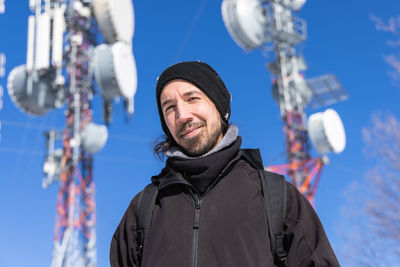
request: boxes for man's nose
[176,102,192,124]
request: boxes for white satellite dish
[93,41,137,102]
[81,122,108,154]
[222,0,267,51]
[287,0,307,11]
[7,65,59,115]
[307,109,346,154]
[92,0,134,43]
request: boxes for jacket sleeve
[285,182,340,267]
[110,193,141,267]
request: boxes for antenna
[0,0,4,14]
[7,0,137,266]
[222,0,348,203]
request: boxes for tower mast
[7,0,137,266]
[265,2,321,201]
[222,0,347,203]
[51,4,97,265]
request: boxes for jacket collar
[151,167,191,190]
[239,148,264,170]
[152,147,265,191]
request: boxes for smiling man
[110,61,340,267]
[160,79,224,156]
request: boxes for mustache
[177,121,206,136]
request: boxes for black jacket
[110,149,340,267]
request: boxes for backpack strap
[136,183,158,265]
[258,170,288,267]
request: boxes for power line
[2,119,150,143]
[0,146,154,165]
[173,0,208,62]
[2,119,63,131]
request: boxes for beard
[177,120,222,157]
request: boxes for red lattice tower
[267,111,323,204]
[51,21,97,266]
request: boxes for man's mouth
[180,126,202,138]
[178,122,205,138]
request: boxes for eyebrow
[160,90,202,109]
[182,90,201,98]
[161,99,173,109]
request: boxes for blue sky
[0,0,399,266]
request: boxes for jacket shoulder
[285,182,340,266]
[110,190,144,267]
[239,148,264,170]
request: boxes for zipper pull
[193,196,201,229]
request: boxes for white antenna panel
[81,122,108,154]
[7,65,58,115]
[221,0,267,51]
[29,0,36,11]
[93,42,137,101]
[0,0,4,14]
[35,12,51,71]
[52,6,65,67]
[126,97,134,115]
[296,56,307,71]
[307,109,346,154]
[112,42,137,99]
[0,85,3,110]
[306,74,348,109]
[287,0,307,11]
[92,0,134,43]
[0,53,5,77]
[26,15,35,72]
[293,73,312,105]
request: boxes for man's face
[160,79,224,156]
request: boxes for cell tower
[222,0,348,203]
[7,0,137,266]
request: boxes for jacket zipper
[188,154,241,267]
[157,156,240,267]
[202,153,242,198]
[191,192,201,267]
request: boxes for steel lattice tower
[7,0,136,265]
[264,8,324,201]
[222,0,347,203]
[52,11,96,266]
[51,4,97,266]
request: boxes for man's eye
[165,105,175,112]
[188,97,199,102]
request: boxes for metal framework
[49,2,97,266]
[7,0,135,265]
[306,74,348,109]
[222,0,347,202]
[263,1,323,203]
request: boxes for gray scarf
[165,125,241,194]
[164,125,239,159]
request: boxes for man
[110,61,340,267]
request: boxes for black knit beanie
[156,61,231,137]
